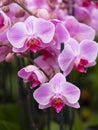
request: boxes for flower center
[95,2,98,8]
[28,73,40,88]
[50,97,65,113]
[26,38,41,52]
[48,0,58,8]
[82,0,91,7]
[0,13,4,28]
[75,58,88,73]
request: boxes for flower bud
[37,9,50,19]
[1,0,12,6]
[5,52,14,62]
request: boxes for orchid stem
[68,0,75,15]
[59,110,64,130]
[69,109,75,130]
[13,0,33,15]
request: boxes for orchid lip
[26,38,41,52]
[75,58,88,73]
[0,13,4,28]
[82,0,91,7]
[50,97,65,113]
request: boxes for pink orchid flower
[90,8,98,36]
[58,38,98,76]
[0,10,11,33]
[0,11,11,44]
[7,16,55,52]
[74,5,91,24]
[33,73,80,113]
[34,47,60,77]
[51,19,70,49]
[64,16,95,42]
[18,65,47,88]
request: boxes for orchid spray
[0,0,98,130]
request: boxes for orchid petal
[34,18,55,43]
[18,65,38,80]
[74,6,90,23]
[34,70,46,83]
[65,16,79,37]
[65,100,80,108]
[50,73,66,92]
[25,16,37,34]
[33,83,54,105]
[18,68,31,82]
[39,104,50,109]
[76,23,95,41]
[65,38,79,55]
[62,82,80,104]
[58,45,75,76]
[80,40,98,62]
[86,61,96,67]
[56,23,70,43]
[12,44,28,53]
[7,22,27,48]
[24,65,38,72]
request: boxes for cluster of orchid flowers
[0,0,98,113]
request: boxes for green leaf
[73,112,84,130]
[0,104,21,130]
[0,104,20,123]
[0,120,20,130]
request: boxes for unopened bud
[37,9,50,20]
[1,0,12,6]
[5,52,14,62]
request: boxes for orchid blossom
[51,19,70,49]
[58,38,98,76]
[34,47,60,77]
[7,16,55,52]
[18,65,47,88]
[64,16,95,42]
[33,73,80,113]
[0,10,11,33]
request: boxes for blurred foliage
[0,104,20,130]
